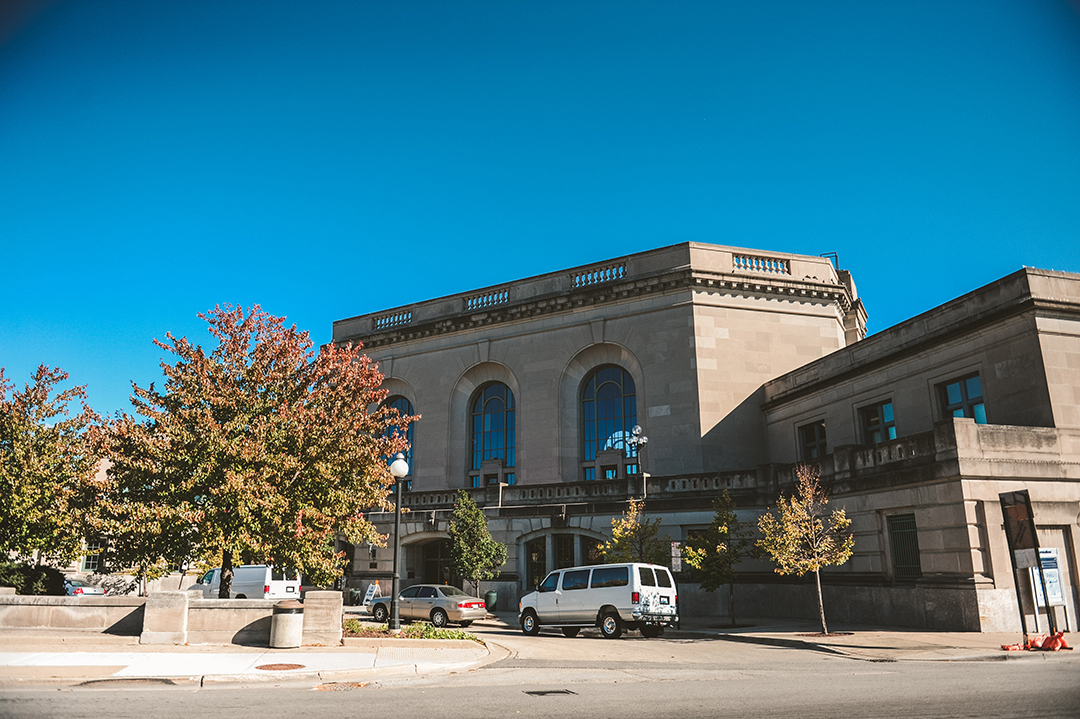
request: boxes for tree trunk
[140,567,148,597]
[219,550,234,599]
[815,568,828,635]
[728,581,736,627]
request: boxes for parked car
[192,565,301,599]
[64,578,106,596]
[368,584,488,627]
[518,562,678,639]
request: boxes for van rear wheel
[599,612,623,639]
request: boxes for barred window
[384,395,415,474]
[860,401,897,444]
[887,513,922,583]
[939,374,986,424]
[582,366,638,465]
[798,420,828,460]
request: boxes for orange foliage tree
[100,305,415,596]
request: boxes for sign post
[999,490,1057,638]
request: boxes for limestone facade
[333,244,1080,632]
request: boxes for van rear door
[267,566,300,598]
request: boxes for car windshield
[438,586,469,597]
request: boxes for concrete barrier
[0,594,146,634]
[2,590,344,646]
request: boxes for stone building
[333,242,1080,632]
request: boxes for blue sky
[2,1,1079,418]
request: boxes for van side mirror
[195,576,203,584]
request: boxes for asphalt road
[3,625,1079,719]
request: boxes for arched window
[384,395,414,475]
[581,366,637,480]
[470,383,516,476]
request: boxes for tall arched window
[581,366,637,480]
[470,383,516,481]
[384,395,414,475]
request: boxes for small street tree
[0,365,101,567]
[603,498,670,565]
[681,491,754,626]
[448,490,507,597]
[757,464,854,634]
[104,305,415,597]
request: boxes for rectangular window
[81,539,106,573]
[590,566,629,588]
[887,513,922,583]
[603,466,618,480]
[798,420,828,460]
[939,374,986,424]
[583,467,596,481]
[860,401,897,444]
[506,473,516,486]
[656,569,673,588]
[638,567,657,586]
[470,475,481,488]
[555,534,575,569]
[562,569,591,590]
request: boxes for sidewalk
[1,613,1071,688]
[0,627,498,688]
[669,615,1052,663]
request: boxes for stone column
[302,590,343,645]
[140,591,189,645]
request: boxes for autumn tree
[757,464,854,634]
[448,490,507,597]
[603,498,670,566]
[681,492,754,626]
[0,365,101,567]
[104,305,414,597]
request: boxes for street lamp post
[628,425,649,498]
[388,452,409,632]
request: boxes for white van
[194,565,301,599]
[518,562,678,639]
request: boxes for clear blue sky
[2,1,1079,418]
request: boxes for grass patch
[343,618,483,644]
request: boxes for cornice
[340,268,855,351]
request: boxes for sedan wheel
[372,603,388,623]
[431,608,449,628]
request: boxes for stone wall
[0,590,145,634]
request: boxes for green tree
[603,498,670,565]
[448,490,507,596]
[757,464,854,634]
[681,491,754,626]
[104,305,415,597]
[0,365,101,567]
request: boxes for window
[555,535,575,569]
[798,420,828,460]
[887,513,922,583]
[81,539,106,573]
[562,569,591,590]
[939,374,986,424]
[638,567,657,586]
[581,366,638,480]
[399,586,422,598]
[384,396,415,473]
[471,383,516,470]
[590,566,629,588]
[860,401,897,444]
[417,586,437,598]
[656,569,673,588]
[538,572,560,593]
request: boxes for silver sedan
[369,584,487,627]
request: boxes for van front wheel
[521,610,540,636]
[599,612,623,639]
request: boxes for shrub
[0,561,66,595]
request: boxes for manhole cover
[256,663,306,671]
[524,690,577,696]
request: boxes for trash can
[348,588,364,606]
[270,599,304,648]
[484,590,498,612]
